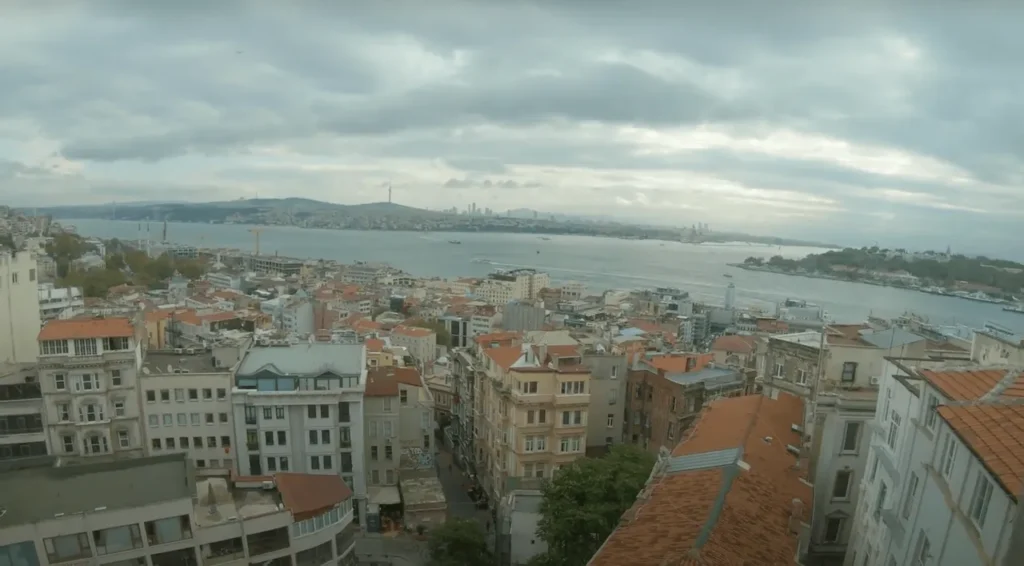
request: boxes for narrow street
[435,448,493,526]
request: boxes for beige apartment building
[475,341,591,502]
[389,325,436,367]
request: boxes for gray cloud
[1,1,1022,256]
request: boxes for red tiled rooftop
[938,403,1024,500]
[475,331,521,346]
[921,368,1024,402]
[392,325,434,338]
[589,393,808,566]
[365,366,423,397]
[647,353,713,374]
[710,335,758,354]
[364,338,385,353]
[39,317,134,341]
[484,346,524,371]
[274,472,352,521]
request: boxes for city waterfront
[67,218,1024,333]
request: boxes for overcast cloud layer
[1,1,1021,255]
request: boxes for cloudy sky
[2,1,1021,256]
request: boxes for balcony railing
[0,425,44,436]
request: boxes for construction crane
[249,228,264,255]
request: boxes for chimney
[789,498,804,534]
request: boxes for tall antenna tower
[388,181,392,204]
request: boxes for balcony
[203,538,245,566]
[246,441,260,451]
[511,391,554,405]
[0,383,41,402]
[246,527,290,557]
[554,394,590,406]
[152,548,198,566]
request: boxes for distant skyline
[1,1,1022,257]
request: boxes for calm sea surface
[65,219,1024,333]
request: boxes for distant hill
[26,198,437,221]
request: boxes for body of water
[66,219,1024,333]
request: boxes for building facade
[37,316,146,462]
[1,250,41,364]
[0,453,359,566]
[581,353,628,453]
[37,282,84,320]
[389,325,436,367]
[0,363,47,460]
[231,342,369,523]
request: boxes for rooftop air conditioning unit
[174,348,184,354]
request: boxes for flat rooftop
[193,476,284,527]
[144,351,226,375]
[0,454,192,526]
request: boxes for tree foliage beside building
[531,444,658,566]
[427,518,492,566]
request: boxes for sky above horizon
[1,1,1021,256]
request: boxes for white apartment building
[847,361,1024,566]
[0,453,360,566]
[390,325,436,367]
[140,351,237,472]
[37,282,85,320]
[36,316,146,462]
[479,269,549,304]
[0,363,48,460]
[1,250,42,364]
[232,342,369,523]
[972,328,1024,366]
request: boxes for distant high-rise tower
[724,282,736,310]
[388,182,392,203]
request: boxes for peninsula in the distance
[24,198,837,248]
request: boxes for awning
[367,486,401,506]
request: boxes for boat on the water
[723,274,733,278]
[1004,305,1024,315]
[448,240,462,245]
[471,258,492,264]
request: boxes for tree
[533,444,657,566]
[409,318,452,348]
[427,518,492,566]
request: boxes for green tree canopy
[427,518,492,566]
[533,444,657,566]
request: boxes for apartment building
[971,327,1024,366]
[37,316,146,462]
[364,338,395,368]
[232,342,369,522]
[581,352,628,454]
[37,282,84,320]
[710,334,759,369]
[477,341,592,502]
[847,362,1024,566]
[0,453,359,566]
[139,351,236,471]
[390,325,436,367]
[623,352,750,456]
[470,305,501,336]
[426,373,454,427]
[587,393,811,566]
[243,254,304,276]
[503,301,546,332]
[1,250,41,364]
[342,262,392,286]
[0,363,47,460]
[363,366,439,528]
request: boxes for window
[320,404,329,418]
[870,456,879,482]
[874,482,888,520]
[773,363,784,377]
[58,403,71,422]
[74,338,98,356]
[369,421,378,438]
[280,456,289,471]
[145,390,156,402]
[832,470,852,499]
[188,388,198,401]
[275,406,285,419]
[62,434,75,453]
[216,388,227,400]
[9,272,15,284]
[924,394,940,430]
[83,434,108,454]
[276,431,286,445]
[202,388,213,400]
[823,517,844,543]
[265,431,274,446]
[207,436,217,447]
[77,374,100,391]
[114,400,125,417]
[308,405,317,418]
[611,365,618,378]
[940,433,958,479]
[527,410,535,424]
[321,429,330,443]
[177,413,187,426]
[117,430,130,448]
[144,516,192,546]
[386,469,394,484]
[174,389,184,402]
[607,413,615,427]
[842,422,861,453]
[54,373,67,390]
[190,413,200,425]
[263,407,273,420]
[166,438,175,449]
[148,414,159,427]
[796,369,808,385]
[41,340,70,356]
[383,421,393,437]
[219,412,228,423]
[969,473,994,527]
[841,362,858,382]
[559,436,581,453]
[400,390,408,404]
[267,457,277,472]
[29,268,35,281]
[221,435,231,446]
[160,389,170,402]
[79,403,105,422]
[111,370,122,386]
[323,455,332,469]
[162,414,172,426]
[205,413,214,424]
[902,472,920,519]
[152,438,162,450]
[371,469,379,484]
[44,533,92,562]
[383,398,393,413]
[385,445,393,459]
[180,437,189,447]
[371,446,379,460]
[560,381,585,394]
[562,410,583,425]
[886,411,901,451]
[311,456,321,470]
[193,436,203,447]
[103,337,129,351]
[913,531,931,566]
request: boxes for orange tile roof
[921,368,1024,402]
[364,338,385,353]
[392,325,434,338]
[274,472,353,521]
[484,346,524,371]
[145,310,174,322]
[825,323,872,346]
[646,353,713,374]
[475,331,521,346]
[711,335,758,354]
[364,367,423,397]
[589,393,809,566]
[938,403,1024,500]
[38,317,134,341]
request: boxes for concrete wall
[582,354,628,449]
[0,251,41,364]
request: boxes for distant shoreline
[61,217,836,250]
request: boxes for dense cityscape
[1,207,1022,566]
